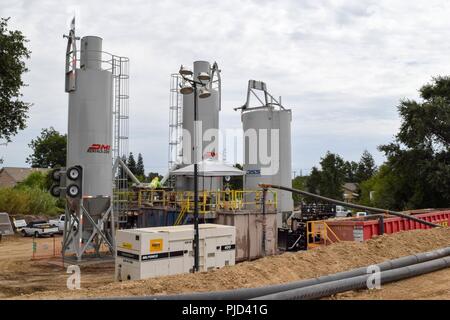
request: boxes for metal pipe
[262,188,267,256]
[103,246,450,300]
[115,157,141,185]
[259,184,440,228]
[288,234,303,250]
[193,83,199,273]
[253,256,450,300]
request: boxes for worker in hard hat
[149,177,161,189]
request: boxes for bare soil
[332,268,450,300]
[0,235,114,299]
[0,227,449,300]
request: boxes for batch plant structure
[61,23,129,261]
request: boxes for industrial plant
[0,14,449,303]
[52,24,297,267]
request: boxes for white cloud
[2,0,450,174]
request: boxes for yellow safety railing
[134,189,277,215]
[174,203,188,225]
[307,220,340,249]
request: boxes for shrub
[0,186,61,216]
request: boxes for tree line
[292,150,376,205]
[120,152,163,183]
[294,76,449,211]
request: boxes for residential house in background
[0,167,49,188]
[342,182,359,203]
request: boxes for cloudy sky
[2,0,450,176]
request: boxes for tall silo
[177,61,222,191]
[67,36,113,197]
[240,80,293,228]
[60,22,126,261]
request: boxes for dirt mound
[15,227,449,300]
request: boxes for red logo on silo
[87,144,111,153]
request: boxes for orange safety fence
[31,236,60,260]
[31,236,111,260]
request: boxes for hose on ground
[252,256,450,300]
[106,246,450,300]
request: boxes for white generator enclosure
[115,224,236,281]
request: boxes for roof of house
[343,182,359,193]
[0,167,50,183]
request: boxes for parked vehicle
[49,214,77,233]
[335,205,352,217]
[21,220,58,237]
[49,215,65,233]
[356,211,368,217]
[12,218,27,231]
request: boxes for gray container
[215,210,277,262]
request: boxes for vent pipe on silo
[193,61,211,82]
[80,36,103,70]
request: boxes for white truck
[49,214,78,233]
[49,215,65,233]
[335,205,352,218]
[21,220,58,238]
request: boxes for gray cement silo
[61,23,120,261]
[67,36,113,197]
[177,61,222,192]
[240,80,293,228]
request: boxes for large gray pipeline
[260,184,440,228]
[253,256,450,300]
[107,247,450,300]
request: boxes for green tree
[26,127,67,168]
[355,150,376,182]
[305,166,321,194]
[0,17,31,142]
[318,152,346,200]
[377,76,450,209]
[343,160,358,182]
[127,152,137,175]
[136,153,145,178]
[292,175,308,206]
[358,164,402,210]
